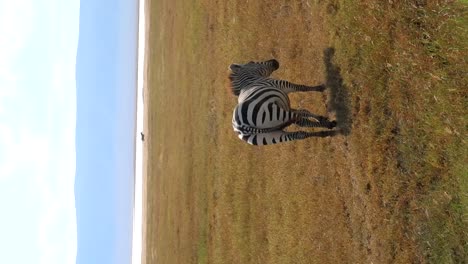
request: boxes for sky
[0,0,79,263]
[0,0,142,263]
[75,0,140,262]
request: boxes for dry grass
[142,0,467,263]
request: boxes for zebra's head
[228,59,280,96]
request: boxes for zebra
[229,59,338,146]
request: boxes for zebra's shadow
[324,47,352,136]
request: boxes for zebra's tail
[234,124,280,135]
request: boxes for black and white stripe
[229,59,337,146]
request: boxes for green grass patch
[328,0,468,262]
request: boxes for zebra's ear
[229,64,241,72]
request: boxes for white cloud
[37,61,78,264]
[0,0,34,115]
[0,72,18,115]
[0,124,16,180]
[0,0,33,83]
[0,0,34,62]
[0,0,79,263]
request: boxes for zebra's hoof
[328,121,337,129]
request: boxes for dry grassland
[142,1,467,263]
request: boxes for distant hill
[74,0,139,263]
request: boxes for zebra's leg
[295,117,337,129]
[247,130,339,145]
[271,79,326,93]
[293,109,330,122]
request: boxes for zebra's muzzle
[268,59,279,70]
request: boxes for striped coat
[229,59,337,145]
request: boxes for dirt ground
[142,1,467,263]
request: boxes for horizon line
[132,0,145,263]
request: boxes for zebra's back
[232,85,292,133]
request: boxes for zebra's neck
[229,72,267,96]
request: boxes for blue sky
[75,0,139,262]
[0,0,140,263]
